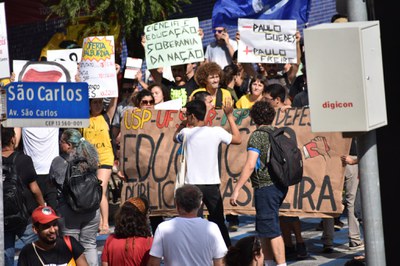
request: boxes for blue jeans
[4,221,38,266]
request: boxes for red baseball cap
[32,206,60,224]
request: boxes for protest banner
[13,60,78,83]
[0,3,10,79]
[238,18,297,64]
[144,17,204,69]
[79,35,118,98]
[119,107,351,218]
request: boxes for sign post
[2,82,89,127]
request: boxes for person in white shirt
[147,184,228,266]
[173,99,242,247]
[204,26,238,69]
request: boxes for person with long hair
[101,196,153,266]
[49,128,100,265]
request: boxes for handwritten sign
[79,36,118,98]
[238,18,297,64]
[119,107,351,218]
[144,17,204,69]
[0,3,10,79]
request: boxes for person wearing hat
[17,206,88,266]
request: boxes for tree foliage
[47,0,191,39]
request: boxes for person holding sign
[204,26,237,69]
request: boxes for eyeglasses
[141,100,154,105]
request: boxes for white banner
[0,3,10,79]
[79,36,118,98]
[144,17,204,69]
[238,18,297,64]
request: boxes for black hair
[1,125,15,147]
[185,99,206,121]
[133,89,154,107]
[250,101,276,126]
[224,235,262,266]
[263,83,286,103]
[192,90,211,103]
[175,185,203,213]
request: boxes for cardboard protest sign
[0,3,10,79]
[79,36,118,98]
[144,17,204,69]
[238,18,297,64]
[119,107,351,218]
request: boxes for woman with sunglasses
[133,89,155,109]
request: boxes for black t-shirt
[18,236,85,266]
[162,77,198,107]
[2,151,39,213]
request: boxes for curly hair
[1,125,15,147]
[148,82,171,102]
[114,196,152,239]
[224,235,261,266]
[61,128,99,172]
[194,62,222,88]
[133,89,154,107]
[250,101,276,126]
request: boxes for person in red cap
[17,206,89,266]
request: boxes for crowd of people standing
[1,15,365,266]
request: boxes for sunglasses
[141,100,154,105]
[213,29,224,34]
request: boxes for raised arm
[223,100,241,145]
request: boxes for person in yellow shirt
[235,75,267,109]
[189,62,232,109]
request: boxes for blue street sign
[3,82,90,127]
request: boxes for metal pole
[347,0,387,265]
[357,132,386,265]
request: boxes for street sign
[3,82,89,127]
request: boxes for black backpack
[2,151,30,231]
[63,158,102,213]
[256,126,304,187]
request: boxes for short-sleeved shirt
[149,217,227,266]
[101,234,153,266]
[247,125,274,188]
[18,236,85,266]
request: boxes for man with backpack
[1,126,45,266]
[230,101,288,266]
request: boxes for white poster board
[79,36,118,98]
[124,57,142,79]
[13,60,79,83]
[238,19,297,64]
[144,17,204,69]
[47,48,83,63]
[0,3,10,79]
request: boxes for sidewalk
[229,215,365,266]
